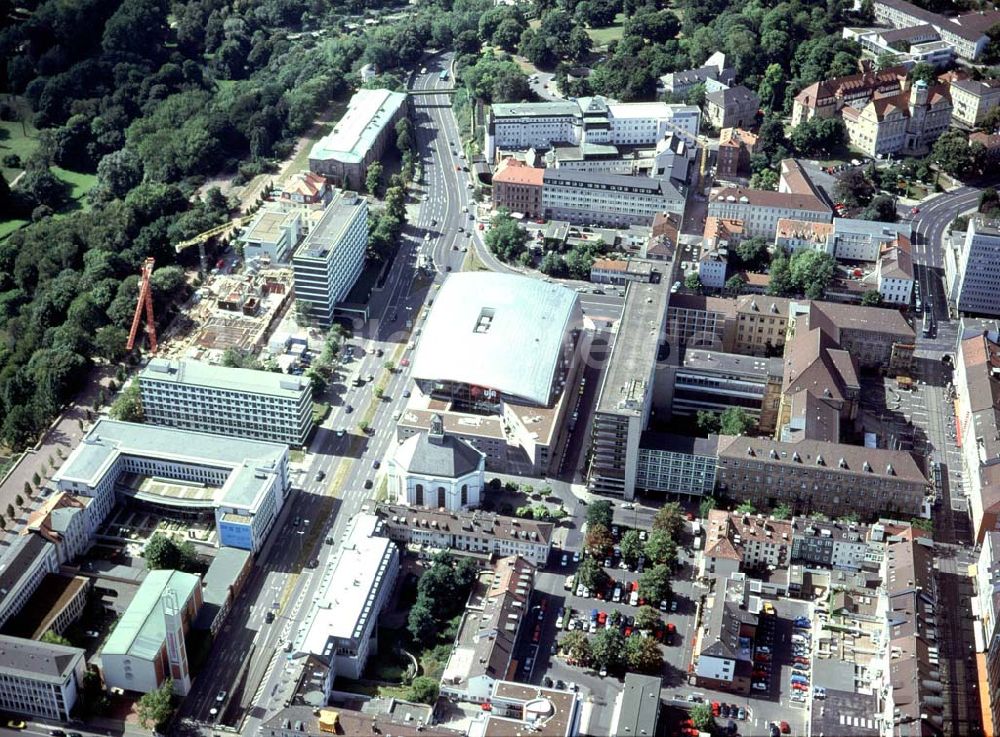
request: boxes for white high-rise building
[139,358,313,446]
[956,217,1000,317]
[292,191,368,326]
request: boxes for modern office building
[440,556,534,702]
[1,573,90,641]
[402,273,584,475]
[636,433,719,496]
[297,514,398,689]
[541,169,685,227]
[668,349,784,430]
[707,187,831,240]
[844,26,954,70]
[388,415,486,512]
[0,635,85,721]
[376,504,553,567]
[139,358,313,446]
[54,419,290,553]
[873,0,1000,60]
[291,190,368,326]
[831,218,914,262]
[101,569,202,695]
[587,283,669,499]
[0,535,58,630]
[956,217,1000,317]
[308,88,407,190]
[240,205,308,264]
[485,96,700,159]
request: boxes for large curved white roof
[411,273,581,406]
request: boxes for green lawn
[586,13,626,47]
[278,100,347,184]
[0,219,28,239]
[0,120,40,182]
[51,167,97,211]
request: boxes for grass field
[586,13,626,47]
[0,120,40,182]
[51,167,97,211]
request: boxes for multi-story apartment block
[669,349,784,431]
[707,188,832,240]
[139,358,313,446]
[485,97,700,159]
[55,419,290,553]
[956,217,1000,317]
[873,0,1000,60]
[636,433,718,496]
[880,535,944,735]
[842,79,952,157]
[492,159,544,218]
[716,128,759,179]
[874,236,915,306]
[697,245,729,289]
[441,556,534,702]
[693,572,758,694]
[0,636,85,721]
[298,514,398,690]
[701,510,792,580]
[588,283,668,499]
[955,329,1000,542]
[950,76,1000,127]
[0,536,58,630]
[308,88,407,190]
[541,169,685,227]
[291,190,367,326]
[590,257,655,285]
[376,504,553,567]
[974,531,1000,735]
[792,64,907,126]
[790,518,875,570]
[715,436,927,518]
[733,296,793,356]
[831,218,914,262]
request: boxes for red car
[681,719,694,728]
[478,222,484,230]
[794,656,810,665]
[754,653,771,662]
[791,683,808,691]
[711,701,721,716]
[780,722,791,734]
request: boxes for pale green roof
[309,88,407,164]
[140,358,310,400]
[102,570,201,661]
[491,101,581,119]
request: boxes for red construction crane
[126,257,158,354]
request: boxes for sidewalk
[0,364,116,548]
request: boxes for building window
[415,484,423,506]
[437,487,446,508]
[461,485,468,506]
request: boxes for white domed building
[388,415,486,511]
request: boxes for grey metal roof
[393,430,484,478]
[0,634,83,684]
[616,674,662,737]
[0,536,52,611]
[141,358,309,399]
[411,273,581,406]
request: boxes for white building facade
[956,217,1000,316]
[0,636,85,721]
[389,416,486,511]
[292,191,368,327]
[139,358,313,446]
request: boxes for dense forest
[0,0,947,449]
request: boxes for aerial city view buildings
[7,0,1000,736]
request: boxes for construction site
[156,268,296,362]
